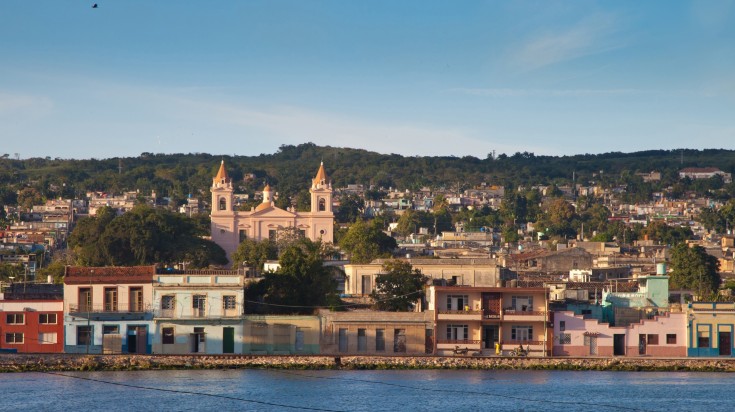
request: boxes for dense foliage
[3,145,735,213]
[371,260,429,311]
[338,219,397,264]
[669,244,720,297]
[68,205,227,267]
[244,238,341,314]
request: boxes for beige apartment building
[428,286,550,356]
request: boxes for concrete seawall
[3,354,735,373]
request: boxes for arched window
[219,197,227,211]
[318,198,326,211]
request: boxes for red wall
[0,301,64,353]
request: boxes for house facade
[344,258,510,296]
[210,161,334,264]
[319,310,433,355]
[428,286,550,356]
[552,311,686,357]
[242,315,321,355]
[0,299,63,353]
[687,302,735,357]
[151,271,245,354]
[63,266,155,354]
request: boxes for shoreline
[2,354,735,373]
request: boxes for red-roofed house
[63,266,155,354]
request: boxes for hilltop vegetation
[2,144,735,210]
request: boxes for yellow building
[242,315,321,355]
[687,302,735,357]
[319,310,433,355]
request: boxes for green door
[223,327,235,354]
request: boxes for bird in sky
[92,3,98,8]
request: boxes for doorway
[482,326,499,350]
[191,327,206,353]
[613,334,626,356]
[638,334,646,355]
[127,326,147,354]
[589,336,598,355]
[223,327,235,354]
[719,332,732,356]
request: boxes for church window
[318,198,326,211]
[239,230,247,243]
[219,197,227,211]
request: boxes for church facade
[210,161,334,264]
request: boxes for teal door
[223,327,235,354]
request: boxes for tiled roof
[64,265,156,284]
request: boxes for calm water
[1,369,732,411]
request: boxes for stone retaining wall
[2,354,735,373]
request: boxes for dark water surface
[1,369,731,411]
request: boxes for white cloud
[510,13,624,71]
[181,99,492,157]
[448,88,641,97]
[0,92,53,113]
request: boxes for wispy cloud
[448,88,641,97]
[510,13,624,71]
[0,92,53,113]
[179,98,488,157]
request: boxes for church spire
[312,161,328,188]
[214,160,230,183]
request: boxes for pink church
[210,161,334,265]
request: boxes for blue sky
[1,1,734,159]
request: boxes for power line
[40,371,347,412]
[273,370,649,412]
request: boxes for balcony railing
[152,307,243,319]
[503,310,546,316]
[503,340,544,346]
[438,309,482,317]
[436,339,482,345]
[68,304,152,314]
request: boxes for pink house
[553,311,686,357]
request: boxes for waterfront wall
[3,354,735,373]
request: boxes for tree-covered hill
[2,144,735,207]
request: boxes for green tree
[642,221,692,246]
[338,219,397,264]
[395,209,421,237]
[536,198,578,239]
[244,238,340,314]
[17,187,43,210]
[335,194,364,223]
[37,260,67,284]
[231,238,278,274]
[669,244,720,298]
[371,260,428,311]
[0,262,23,282]
[68,204,227,267]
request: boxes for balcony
[152,306,243,320]
[436,339,482,352]
[437,310,482,321]
[502,309,548,322]
[68,304,152,320]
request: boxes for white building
[151,271,245,354]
